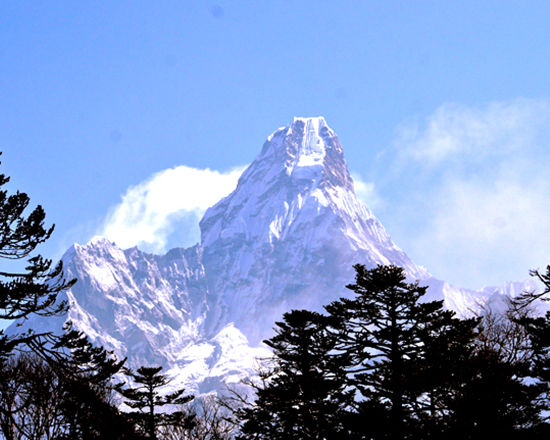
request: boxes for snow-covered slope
[9,117,536,393]
[200,117,430,342]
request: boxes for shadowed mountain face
[9,117,536,394]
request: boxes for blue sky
[3,1,550,290]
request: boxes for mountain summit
[201,116,360,248]
[238,116,353,194]
[9,117,534,394]
[200,117,429,341]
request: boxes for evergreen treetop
[0,153,76,357]
[324,264,480,439]
[117,366,195,440]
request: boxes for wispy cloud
[351,172,383,212]
[394,99,550,167]
[100,165,246,253]
[382,98,550,289]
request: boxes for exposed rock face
[9,117,537,393]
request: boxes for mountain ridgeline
[10,117,535,394]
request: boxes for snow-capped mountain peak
[248,116,353,192]
[197,118,430,341]
[200,117,357,248]
[10,117,536,396]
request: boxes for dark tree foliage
[0,345,142,440]
[56,374,144,440]
[513,265,550,309]
[237,310,354,440]
[407,310,481,438]
[445,347,545,440]
[467,302,549,439]
[0,155,76,357]
[0,155,142,439]
[0,353,65,440]
[324,264,479,439]
[117,366,196,440]
[51,327,141,439]
[237,264,550,439]
[510,285,550,438]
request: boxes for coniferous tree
[443,293,550,439]
[235,264,550,439]
[237,309,354,440]
[0,153,143,438]
[495,292,550,438]
[0,154,75,357]
[513,265,550,307]
[406,310,480,438]
[117,366,195,440]
[324,264,479,439]
[445,346,545,440]
[52,326,141,439]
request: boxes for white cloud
[394,99,550,167]
[409,171,550,288]
[383,98,550,289]
[350,172,383,212]
[100,165,246,253]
